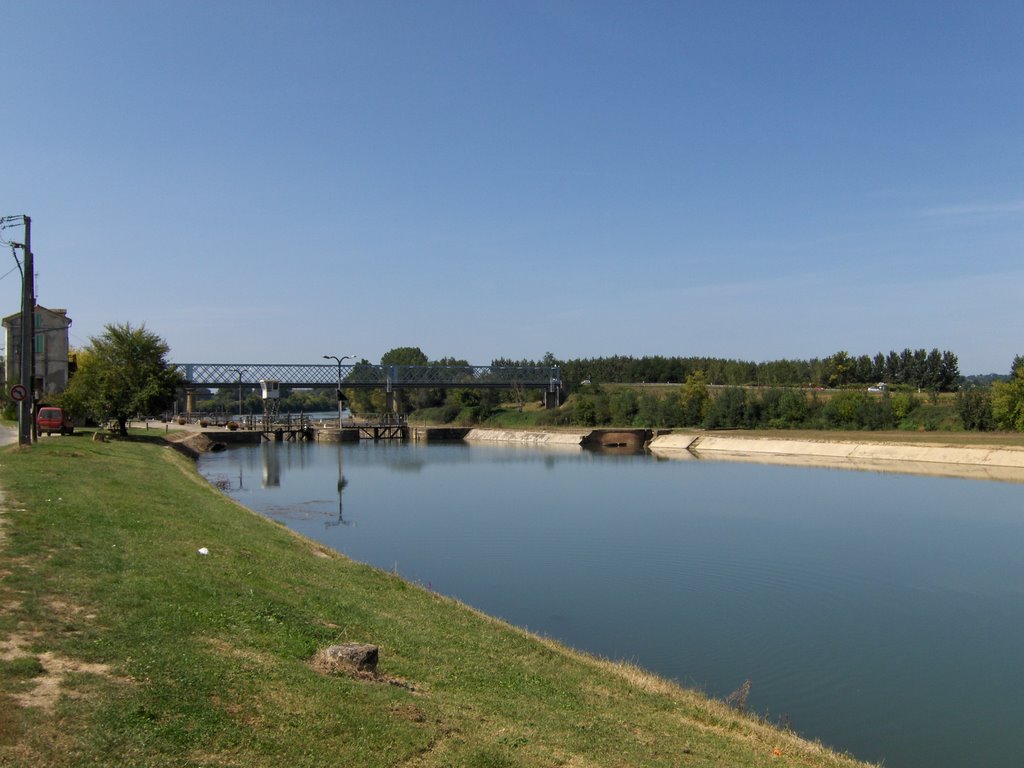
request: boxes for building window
[35,334,43,354]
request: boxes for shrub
[956,389,993,431]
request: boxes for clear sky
[1,1,1021,374]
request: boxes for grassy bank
[0,435,875,767]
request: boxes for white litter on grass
[197,547,210,556]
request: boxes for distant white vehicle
[867,382,888,393]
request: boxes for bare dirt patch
[46,598,98,625]
[0,633,38,662]
[12,652,115,711]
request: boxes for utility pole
[18,216,34,446]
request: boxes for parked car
[37,406,74,436]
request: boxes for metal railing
[177,362,561,392]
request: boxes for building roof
[2,305,71,327]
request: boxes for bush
[992,370,1024,431]
[572,396,598,426]
[608,389,639,425]
[956,389,993,431]
[703,387,748,429]
[440,402,461,423]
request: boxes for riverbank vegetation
[410,383,964,432]
[155,345,1024,435]
[0,437,875,767]
[190,385,340,417]
[383,348,1024,434]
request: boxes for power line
[0,261,21,282]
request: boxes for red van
[37,407,74,436]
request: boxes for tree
[992,358,1024,432]
[61,323,183,436]
[956,388,993,431]
[380,346,429,366]
[680,370,710,426]
[825,351,852,387]
[1012,355,1024,377]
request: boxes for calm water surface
[197,441,1024,768]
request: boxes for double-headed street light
[323,354,357,424]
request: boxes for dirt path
[0,425,17,447]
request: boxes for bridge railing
[178,363,561,391]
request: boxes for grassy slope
[0,436,876,768]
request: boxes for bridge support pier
[544,390,560,409]
[186,389,196,414]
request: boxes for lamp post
[232,368,246,425]
[322,355,356,424]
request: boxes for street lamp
[322,354,356,424]
[232,368,246,425]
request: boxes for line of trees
[189,387,338,415]
[343,347,476,416]
[561,375,930,431]
[38,332,1024,435]
[493,349,961,392]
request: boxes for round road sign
[10,384,28,402]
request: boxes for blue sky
[1,1,1021,374]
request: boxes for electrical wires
[0,214,27,249]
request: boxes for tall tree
[680,370,710,425]
[61,323,183,435]
[380,346,429,366]
[379,347,431,412]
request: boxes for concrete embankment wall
[645,433,700,451]
[464,428,588,446]
[692,436,1024,468]
[648,433,1024,482]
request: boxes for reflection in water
[261,441,281,487]
[255,442,353,528]
[326,443,350,528]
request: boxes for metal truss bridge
[178,363,562,393]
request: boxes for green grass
[0,435,877,767]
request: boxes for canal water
[197,440,1024,768]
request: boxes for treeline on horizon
[493,348,962,392]
[186,346,1024,433]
